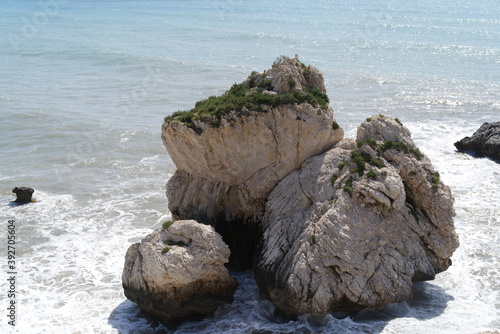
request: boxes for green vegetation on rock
[357,137,377,149]
[162,221,174,230]
[367,170,377,180]
[380,140,424,160]
[300,61,310,75]
[370,157,385,168]
[164,66,330,130]
[345,176,354,187]
[164,240,187,247]
[330,175,337,186]
[343,186,353,197]
[351,151,371,176]
[432,171,440,189]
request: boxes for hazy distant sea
[0,0,498,333]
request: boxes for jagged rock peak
[244,54,327,95]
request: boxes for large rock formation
[123,57,459,325]
[454,122,500,161]
[254,115,459,315]
[122,220,238,324]
[162,55,343,268]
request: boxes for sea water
[0,0,498,333]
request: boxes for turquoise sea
[0,0,499,333]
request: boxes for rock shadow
[109,277,453,334]
[455,150,500,164]
[347,281,454,333]
[108,299,170,334]
[8,201,34,207]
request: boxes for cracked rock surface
[254,115,459,314]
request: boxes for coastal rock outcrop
[162,56,343,268]
[254,115,459,314]
[125,57,459,324]
[454,122,500,161]
[12,187,34,203]
[122,220,238,324]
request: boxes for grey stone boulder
[122,220,238,324]
[254,115,459,315]
[454,122,500,161]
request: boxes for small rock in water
[12,187,34,203]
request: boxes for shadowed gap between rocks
[171,206,263,271]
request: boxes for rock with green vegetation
[162,55,343,269]
[255,116,459,316]
[122,220,238,325]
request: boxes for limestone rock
[162,56,343,268]
[12,187,34,203]
[122,220,238,324]
[264,54,327,95]
[454,122,500,161]
[357,115,412,145]
[254,115,459,315]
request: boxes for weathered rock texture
[255,115,459,315]
[454,122,500,161]
[162,56,343,268]
[263,55,327,95]
[12,187,34,203]
[122,220,238,324]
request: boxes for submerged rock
[254,115,459,315]
[122,220,238,324]
[162,56,343,269]
[454,122,500,161]
[12,187,34,203]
